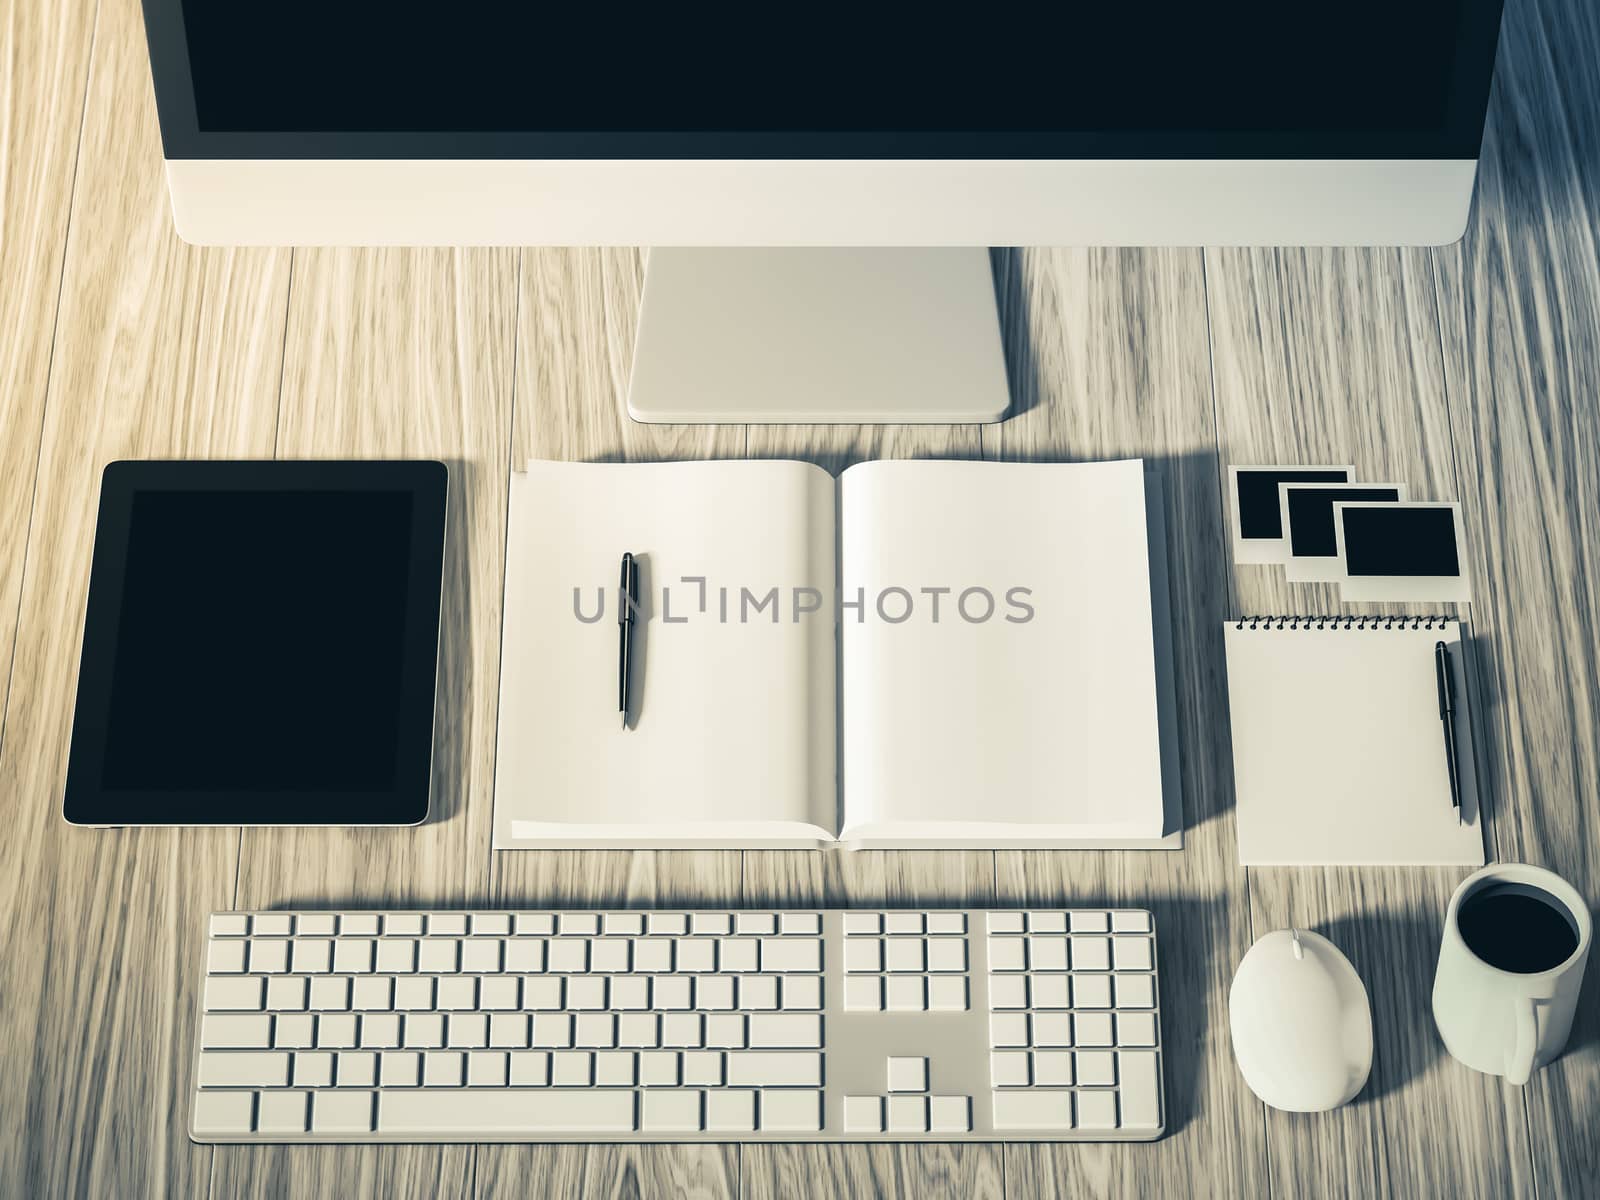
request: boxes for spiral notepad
[1222,615,1486,866]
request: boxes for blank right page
[837,459,1169,844]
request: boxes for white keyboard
[192,908,1164,1142]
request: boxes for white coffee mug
[1432,863,1592,1084]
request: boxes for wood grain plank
[0,0,98,739]
[742,1143,1003,1200]
[0,0,288,1193]
[480,247,745,1199]
[988,246,1266,1199]
[1432,1,1600,1192]
[1206,241,1533,1199]
[217,246,516,1198]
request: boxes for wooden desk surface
[1,0,1596,1196]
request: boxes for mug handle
[1505,999,1539,1085]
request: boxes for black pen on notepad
[618,553,639,730]
[1434,641,1462,823]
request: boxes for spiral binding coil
[1234,614,1452,631]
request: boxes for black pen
[618,553,638,729]
[1435,640,1462,823]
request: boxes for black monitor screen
[151,1,1505,158]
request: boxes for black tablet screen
[101,490,413,791]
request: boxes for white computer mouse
[1228,928,1373,1112]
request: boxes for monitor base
[626,248,1010,424]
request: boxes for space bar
[379,1090,637,1134]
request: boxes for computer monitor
[141,1,1506,423]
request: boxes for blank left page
[493,460,837,847]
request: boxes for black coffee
[1458,882,1580,974]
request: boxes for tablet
[64,460,448,826]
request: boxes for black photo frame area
[64,460,448,827]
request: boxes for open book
[493,458,1181,849]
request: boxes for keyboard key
[740,975,779,1010]
[193,1091,255,1135]
[360,1014,402,1048]
[759,1090,821,1132]
[842,913,880,935]
[424,1051,465,1086]
[208,941,247,974]
[503,940,545,973]
[1115,974,1156,1009]
[633,940,673,973]
[514,914,554,935]
[468,1050,509,1087]
[885,939,925,972]
[393,977,435,1011]
[1028,912,1068,933]
[887,1056,927,1092]
[927,912,965,935]
[334,940,375,974]
[695,975,734,1010]
[782,976,822,1010]
[1113,937,1153,971]
[719,939,757,972]
[298,915,337,937]
[760,939,820,973]
[988,937,1026,971]
[379,1088,636,1134]
[675,940,715,972]
[705,1014,746,1048]
[1031,975,1070,1009]
[1030,936,1069,971]
[990,1051,1030,1087]
[843,1095,883,1132]
[844,940,881,973]
[312,1091,375,1134]
[654,977,692,1010]
[522,977,563,1010]
[1032,1051,1072,1085]
[682,1050,723,1086]
[647,914,687,935]
[706,1089,756,1132]
[604,913,644,936]
[567,977,607,1010]
[533,1013,573,1048]
[888,1095,927,1133]
[1070,911,1110,933]
[559,914,599,935]
[990,1013,1028,1047]
[990,976,1027,1009]
[418,940,460,973]
[201,1014,273,1049]
[986,912,1024,934]
[618,1013,660,1048]
[205,976,265,1011]
[479,976,519,1010]
[341,915,381,937]
[779,914,819,935]
[1075,1051,1116,1086]
[248,940,290,974]
[662,1013,703,1047]
[590,939,630,973]
[1071,936,1111,971]
[576,1013,617,1048]
[198,1052,291,1088]
[927,938,967,972]
[736,913,776,935]
[1076,1013,1115,1047]
[293,1051,334,1087]
[403,1013,445,1048]
[691,914,730,936]
[211,914,250,937]
[1118,1013,1158,1047]
[292,940,333,974]
[1072,974,1112,1008]
[253,915,294,937]
[639,1050,679,1086]
[886,976,926,1012]
[547,939,589,973]
[594,1050,636,1085]
[429,915,468,936]
[1033,1014,1072,1047]
[460,939,502,973]
[435,977,477,1010]
[257,1090,310,1134]
[375,940,418,973]
[383,915,424,936]
[473,914,512,936]
[1112,911,1151,933]
[337,1051,377,1086]
[551,1051,593,1086]
[317,1013,358,1048]
[448,1013,490,1048]
[884,913,923,935]
[309,977,350,1011]
[928,976,968,1012]
[380,1051,422,1087]
[509,1051,550,1086]
[274,1014,316,1048]
[489,1013,531,1048]
[992,1091,1072,1131]
[727,1051,821,1087]
[1077,1091,1117,1130]
[1118,1051,1162,1130]
[930,1095,971,1132]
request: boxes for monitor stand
[626,248,1011,424]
